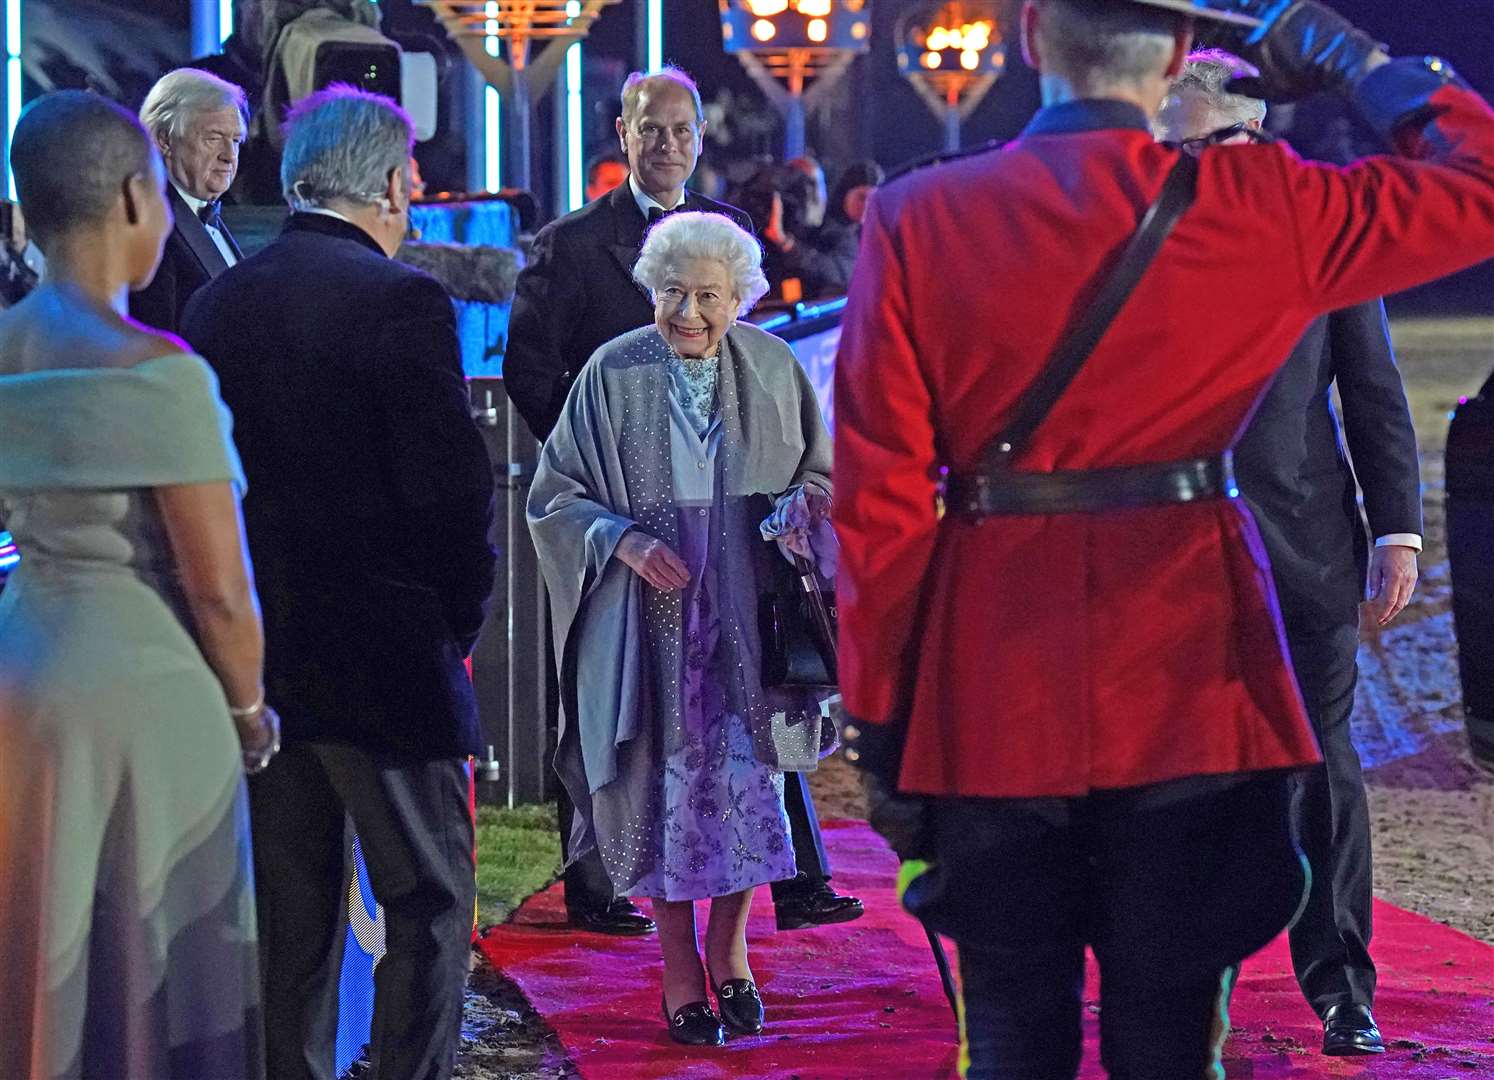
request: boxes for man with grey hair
[507,66,863,938]
[182,86,496,1080]
[1157,49,1421,1058]
[130,67,247,333]
[1154,47,1267,146]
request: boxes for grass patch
[474,802,562,927]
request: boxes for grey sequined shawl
[527,322,832,840]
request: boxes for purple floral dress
[624,350,797,901]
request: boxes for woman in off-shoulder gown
[0,91,277,1080]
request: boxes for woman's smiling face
[654,257,737,358]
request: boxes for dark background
[57,1,1494,308]
[87,0,1494,178]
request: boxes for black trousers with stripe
[907,773,1305,1080]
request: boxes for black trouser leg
[1090,776,1303,1079]
[316,745,476,1080]
[547,611,614,913]
[913,775,1305,1080]
[557,778,615,910]
[1283,620,1376,1016]
[770,771,831,905]
[958,940,1085,1080]
[1094,968,1228,1080]
[248,745,351,1080]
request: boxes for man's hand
[1224,1,1388,102]
[615,529,690,591]
[1365,544,1418,626]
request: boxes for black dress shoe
[1322,1003,1385,1056]
[713,978,765,1035]
[774,877,865,931]
[662,995,725,1046]
[568,898,656,936]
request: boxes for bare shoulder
[115,323,194,367]
[0,288,191,374]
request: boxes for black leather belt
[941,452,1236,517]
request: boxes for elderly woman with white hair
[529,211,834,1047]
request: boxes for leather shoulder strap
[979,154,1200,470]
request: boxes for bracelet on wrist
[229,691,266,718]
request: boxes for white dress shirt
[629,174,686,220]
[173,184,238,267]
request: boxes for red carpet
[478,820,1494,1078]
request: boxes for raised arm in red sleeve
[1280,60,1494,312]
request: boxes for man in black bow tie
[507,67,863,938]
[507,68,745,441]
[130,68,246,334]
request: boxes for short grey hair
[1166,49,1269,126]
[633,212,769,319]
[1034,0,1183,90]
[139,68,248,145]
[280,85,414,210]
[620,67,704,128]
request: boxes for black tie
[198,201,223,232]
[647,204,683,226]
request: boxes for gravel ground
[452,317,1494,1078]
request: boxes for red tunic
[835,79,1494,799]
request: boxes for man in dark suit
[506,66,862,937]
[182,87,495,1080]
[132,68,246,333]
[1159,52,1423,1058]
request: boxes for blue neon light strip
[0,531,18,572]
[797,296,849,320]
[5,0,20,200]
[647,0,662,70]
[484,1,501,192]
[756,296,849,333]
[484,87,501,192]
[218,0,232,44]
[565,2,583,212]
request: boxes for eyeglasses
[1163,122,1274,156]
[658,285,732,312]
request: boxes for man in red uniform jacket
[835,0,1494,1076]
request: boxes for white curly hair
[632,211,770,319]
[1166,49,1269,127]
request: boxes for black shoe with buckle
[1322,1003,1385,1056]
[568,898,656,936]
[713,978,765,1035]
[662,995,725,1046]
[774,876,865,931]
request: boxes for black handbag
[758,552,839,689]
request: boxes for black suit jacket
[504,180,754,441]
[129,186,241,334]
[1234,300,1422,629]
[181,214,497,759]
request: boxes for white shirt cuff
[1375,533,1423,551]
